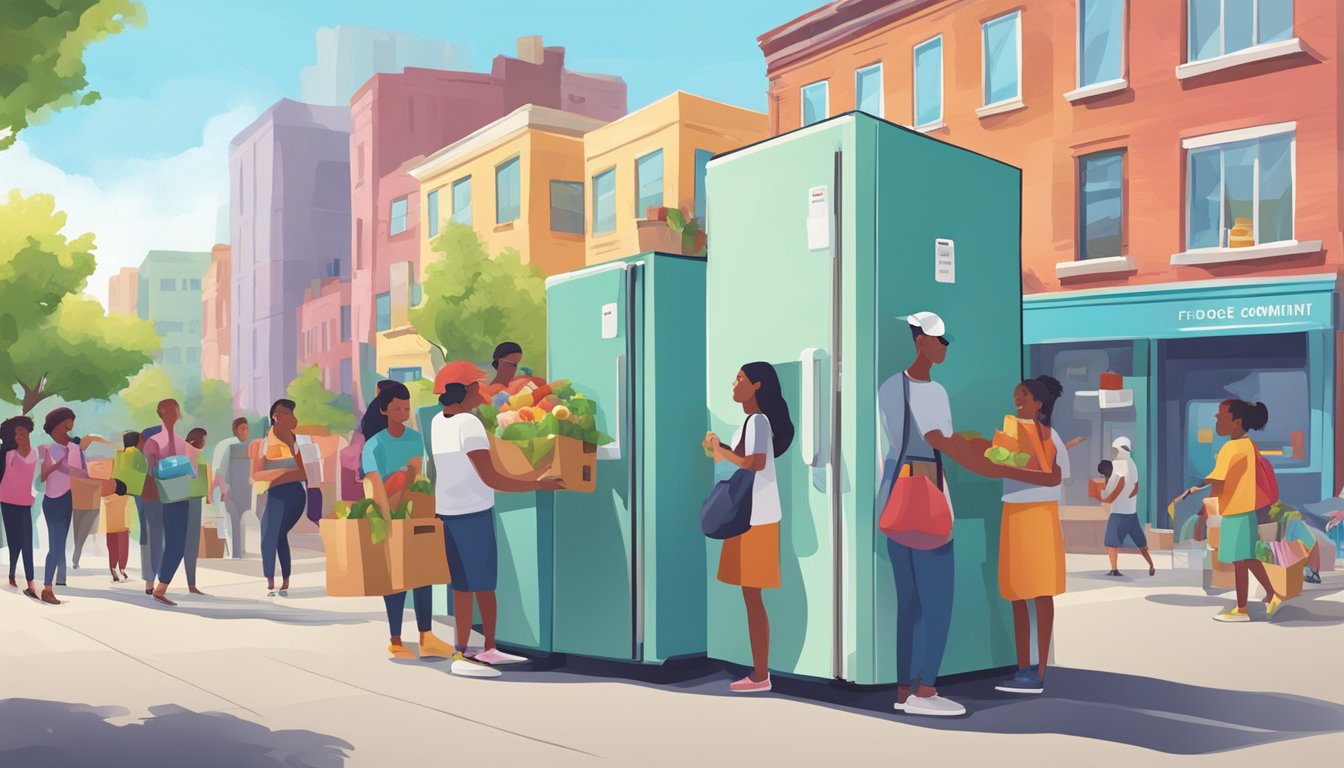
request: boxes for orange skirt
[998,501,1066,601]
[717,523,781,589]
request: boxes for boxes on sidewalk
[320,518,392,597]
[1264,558,1305,600]
[1147,526,1174,551]
[387,518,451,592]
[1205,556,1236,590]
[199,524,226,559]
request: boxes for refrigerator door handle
[800,347,826,467]
[599,353,624,461]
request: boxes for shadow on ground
[1146,584,1344,627]
[0,699,351,767]
[50,586,379,626]
[419,654,1344,755]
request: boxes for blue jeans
[2,502,35,582]
[157,500,189,584]
[142,498,165,582]
[261,482,306,581]
[888,538,955,688]
[384,586,434,637]
[183,498,203,586]
[42,493,73,587]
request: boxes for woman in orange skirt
[703,362,794,694]
[992,376,1070,697]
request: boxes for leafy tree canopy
[286,364,354,434]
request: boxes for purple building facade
[229,99,352,413]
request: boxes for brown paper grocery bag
[387,518,450,592]
[72,476,105,511]
[405,491,436,519]
[320,518,392,597]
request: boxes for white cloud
[0,105,261,303]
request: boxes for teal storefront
[1024,275,1337,538]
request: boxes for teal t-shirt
[361,427,424,478]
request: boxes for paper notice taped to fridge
[935,239,955,284]
[807,185,830,251]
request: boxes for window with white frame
[1185,126,1294,250]
[390,196,408,235]
[913,35,943,127]
[451,177,472,226]
[982,11,1022,107]
[495,156,521,225]
[635,149,664,216]
[855,64,882,116]
[1079,0,1124,88]
[1188,0,1293,63]
[801,81,829,126]
[593,168,616,235]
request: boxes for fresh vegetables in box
[983,415,1037,468]
[476,378,610,492]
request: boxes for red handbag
[879,375,953,549]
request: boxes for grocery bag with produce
[387,517,451,591]
[475,379,611,493]
[320,499,393,596]
[983,415,1046,469]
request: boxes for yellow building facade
[583,91,768,265]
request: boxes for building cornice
[758,0,944,75]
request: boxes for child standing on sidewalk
[102,480,131,582]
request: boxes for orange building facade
[201,244,231,384]
[761,1,1344,530]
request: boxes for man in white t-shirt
[1102,436,1154,577]
[878,311,999,719]
[429,362,563,676]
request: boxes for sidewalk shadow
[433,655,1344,755]
[52,586,378,626]
[0,699,351,767]
[1146,584,1344,626]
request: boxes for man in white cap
[1102,436,1154,577]
[877,311,1000,718]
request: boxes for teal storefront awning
[1024,275,1338,345]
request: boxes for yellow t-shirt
[1207,437,1257,516]
[101,495,131,534]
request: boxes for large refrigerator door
[548,262,640,660]
[704,119,855,679]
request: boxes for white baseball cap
[1113,436,1132,452]
[908,311,951,342]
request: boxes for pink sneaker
[728,675,772,694]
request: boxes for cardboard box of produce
[405,490,436,519]
[388,518,451,592]
[489,434,535,477]
[1205,558,1236,590]
[199,524,226,559]
[488,434,597,493]
[320,518,392,597]
[1264,558,1305,600]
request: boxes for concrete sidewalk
[2,550,1341,766]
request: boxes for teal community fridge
[544,253,711,663]
[703,111,1023,684]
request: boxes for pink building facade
[201,244,231,384]
[297,277,354,395]
[348,36,626,400]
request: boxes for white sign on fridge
[935,239,955,284]
[807,185,830,251]
[601,303,618,339]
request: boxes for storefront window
[1031,341,1137,510]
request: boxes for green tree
[410,223,547,377]
[286,364,354,433]
[120,367,180,429]
[184,378,235,446]
[0,190,97,358]
[2,294,158,414]
[0,0,146,151]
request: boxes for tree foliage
[0,0,146,150]
[286,364,354,434]
[0,190,97,357]
[410,223,547,376]
[3,294,158,414]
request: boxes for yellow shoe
[1214,607,1250,623]
[388,643,416,660]
[1265,595,1284,621]
[418,632,455,659]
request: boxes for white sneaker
[451,653,501,678]
[902,694,966,717]
[471,647,528,665]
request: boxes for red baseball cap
[433,361,488,394]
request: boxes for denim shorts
[439,509,496,593]
[1104,513,1148,548]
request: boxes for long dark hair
[0,415,35,484]
[1223,399,1269,431]
[1021,375,1064,427]
[741,362,795,458]
[361,381,412,440]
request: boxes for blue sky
[1,0,820,300]
[22,0,819,175]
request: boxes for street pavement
[2,544,1341,767]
